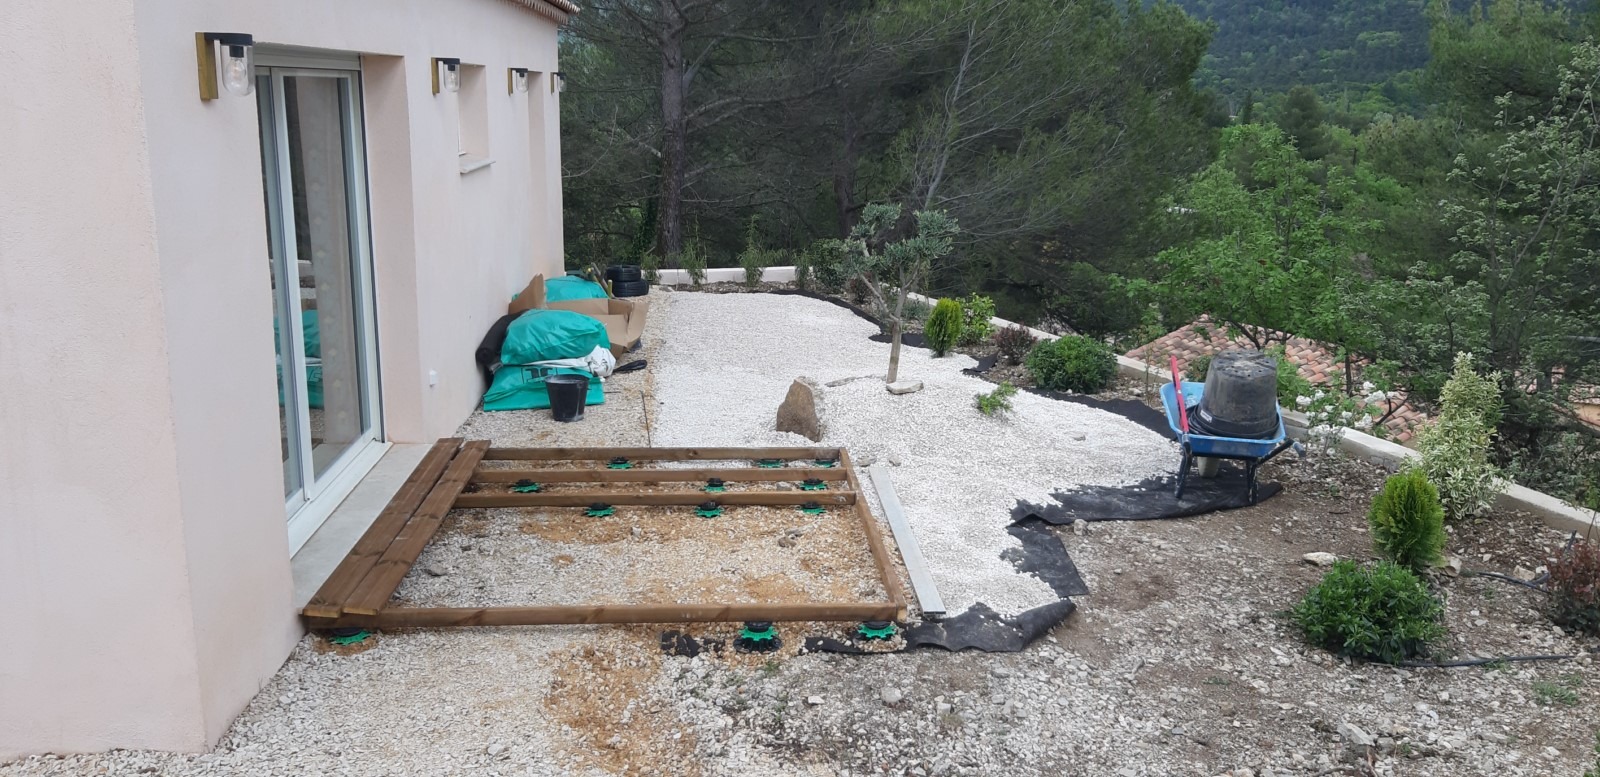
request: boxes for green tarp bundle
[545,274,609,302]
[484,308,610,412]
[483,365,604,411]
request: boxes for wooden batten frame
[301,441,906,630]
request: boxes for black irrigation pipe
[1464,569,1551,593]
[1398,654,1576,669]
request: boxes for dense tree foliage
[560,0,1600,503]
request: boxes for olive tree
[830,202,958,384]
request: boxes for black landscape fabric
[902,601,1078,652]
[1013,464,1283,524]
[1003,518,1090,598]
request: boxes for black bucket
[1192,350,1280,439]
[546,374,590,422]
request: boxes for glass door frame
[257,63,385,551]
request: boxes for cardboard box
[547,296,649,358]
[508,273,648,358]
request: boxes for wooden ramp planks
[302,438,462,620]
[342,440,490,616]
[454,490,854,508]
[468,466,849,484]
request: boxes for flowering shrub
[1294,380,1393,452]
[993,325,1037,365]
[1415,353,1503,520]
[959,294,996,346]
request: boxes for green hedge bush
[925,298,964,356]
[1294,560,1445,664]
[959,294,996,346]
[1368,469,1447,571]
[1025,335,1116,393]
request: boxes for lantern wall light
[550,71,566,94]
[432,58,461,95]
[195,32,255,101]
[508,67,530,95]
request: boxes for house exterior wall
[0,0,565,758]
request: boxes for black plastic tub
[546,374,591,422]
[1191,350,1280,439]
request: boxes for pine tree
[1237,89,1255,125]
[1278,86,1333,160]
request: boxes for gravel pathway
[650,290,1176,617]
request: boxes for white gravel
[651,291,1176,617]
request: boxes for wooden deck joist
[454,490,855,509]
[482,446,841,462]
[313,602,902,629]
[468,466,849,484]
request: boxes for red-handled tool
[1170,355,1189,434]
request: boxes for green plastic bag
[501,309,610,365]
[483,366,605,411]
[545,275,609,302]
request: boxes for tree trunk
[657,0,688,259]
[832,109,859,238]
[886,286,907,384]
[887,319,902,384]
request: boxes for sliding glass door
[257,66,382,549]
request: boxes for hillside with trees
[560,0,1600,504]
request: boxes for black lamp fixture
[431,58,461,95]
[550,71,566,94]
[508,67,530,95]
[195,32,255,100]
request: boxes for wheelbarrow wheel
[1175,445,1193,500]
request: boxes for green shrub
[738,217,774,287]
[806,239,850,292]
[1368,470,1446,571]
[975,381,1019,416]
[673,240,707,287]
[1184,354,1213,382]
[1416,353,1503,520]
[1583,731,1600,777]
[1265,345,1313,406]
[1026,336,1116,393]
[993,325,1037,365]
[925,298,964,356]
[1547,538,1600,637]
[902,296,931,322]
[1293,560,1445,664]
[640,252,662,285]
[959,294,996,346]
[793,249,814,289]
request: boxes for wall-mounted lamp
[508,67,530,95]
[431,58,461,95]
[195,32,255,101]
[550,71,566,94]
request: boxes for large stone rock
[775,377,825,441]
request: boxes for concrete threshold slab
[290,443,434,608]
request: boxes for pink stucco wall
[0,0,565,758]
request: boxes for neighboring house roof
[506,0,579,23]
[1126,316,1429,443]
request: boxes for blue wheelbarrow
[1159,357,1301,504]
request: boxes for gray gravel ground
[5,289,1598,777]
